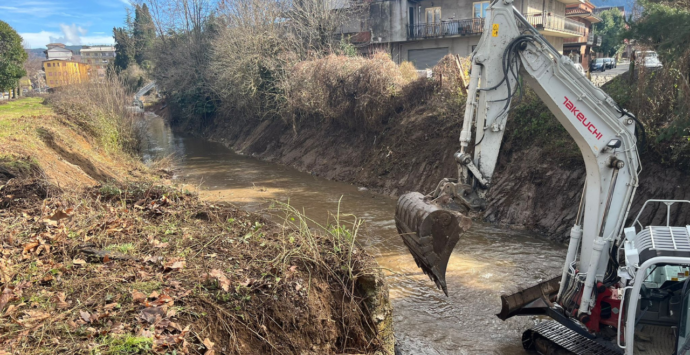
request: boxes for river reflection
[140,114,566,355]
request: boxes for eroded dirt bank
[192,111,690,243]
[0,98,394,355]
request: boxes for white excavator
[394,0,690,354]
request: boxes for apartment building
[43,60,90,88]
[80,46,116,80]
[44,43,73,61]
[563,1,601,71]
[344,0,591,69]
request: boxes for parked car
[603,58,614,69]
[573,63,586,76]
[639,51,663,69]
[591,58,606,72]
[610,58,617,68]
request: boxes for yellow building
[43,60,90,88]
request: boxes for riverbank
[0,97,393,354]
[168,62,690,243]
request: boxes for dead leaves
[203,338,215,355]
[206,269,230,292]
[0,282,29,315]
[72,258,86,266]
[163,258,185,272]
[48,208,73,222]
[131,289,147,303]
[80,310,92,323]
[17,310,51,328]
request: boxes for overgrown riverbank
[0,95,394,354]
[165,54,690,243]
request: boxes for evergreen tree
[133,4,155,66]
[113,10,135,71]
[0,21,27,92]
[113,26,135,71]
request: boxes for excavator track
[522,321,622,355]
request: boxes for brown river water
[141,115,567,355]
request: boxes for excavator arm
[395,0,641,337]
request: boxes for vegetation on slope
[0,90,392,354]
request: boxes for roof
[46,47,73,53]
[565,3,602,23]
[81,46,115,52]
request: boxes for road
[590,61,630,87]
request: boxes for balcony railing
[524,13,586,36]
[563,30,594,45]
[407,18,484,40]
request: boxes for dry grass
[46,77,139,155]
[285,52,468,131]
[0,96,144,190]
[0,176,389,354]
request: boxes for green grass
[128,281,162,294]
[105,243,135,254]
[0,97,51,119]
[0,98,53,145]
[98,334,154,354]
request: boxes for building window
[473,1,490,18]
[425,7,441,24]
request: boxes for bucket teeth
[395,192,471,296]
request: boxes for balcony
[524,13,586,38]
[594,35,602,46]
[407,18,484,40]
[563,30,594,45]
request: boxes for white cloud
[48,24,88,45]
[20,24,114,48]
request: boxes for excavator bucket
[395,192,472,296]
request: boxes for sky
[1,0,132,49]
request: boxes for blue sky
[1,0,132,49]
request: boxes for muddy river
[141,115,567,355]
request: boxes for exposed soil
[193,110,690,243]
[0,98,394,355]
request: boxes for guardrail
[408,18,484,39]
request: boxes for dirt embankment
[0,97,394,355]
[195,109,690,243]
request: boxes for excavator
[394,0,690,354]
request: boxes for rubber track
[524,321,623,355]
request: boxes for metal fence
[408,18,484,39]
[524,13,586,36]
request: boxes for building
[342,0,590,69]
[19,77,33,94]
[80,46,116,80]
[43,60,90,88]
[563,1,601,71]
[44,43,73,61]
